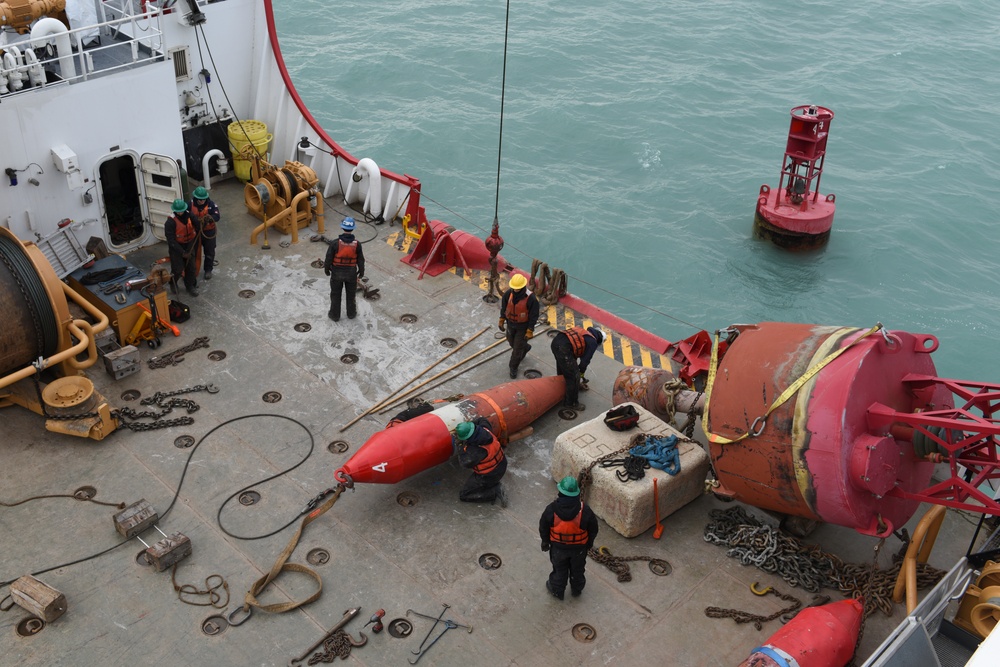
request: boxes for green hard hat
[455,422,475,440]
[557,476,580,497]
[193,186,209,200]
[171,199,188,213]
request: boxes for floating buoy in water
[737,598,863,667]
[753,105,836,250]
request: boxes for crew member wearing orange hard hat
[498,273,539,379]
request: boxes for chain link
[307,631,355,664]
[147,337,211,369]
[113,384,218,431]
[587,546,672,583]
[705,584,803,631]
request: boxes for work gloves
[541,542,550,552]
[324,267,331,276]
[579,374,589,391]
[498,318,506,332]
[525,329,534,339]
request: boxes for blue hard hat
[341,217,356,231]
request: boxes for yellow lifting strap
[701,323,884,445]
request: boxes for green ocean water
[275,0,1000,383]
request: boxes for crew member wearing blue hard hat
[539,476,598,600]
[454,419,508,507]
[550,326,604,411]
[323,217,365,321]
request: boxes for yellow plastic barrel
[228,120,272,182]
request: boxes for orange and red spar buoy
[737,598,863,667]
[335,375,565,485]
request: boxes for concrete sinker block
[551,402,710,538]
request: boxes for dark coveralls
[500,287,540,377]
[323,232,365,320]
[457,417,506,503]
[190,197,221,279]
[551,327,601,407]
[164,210,201,294]
[539,493,599,597]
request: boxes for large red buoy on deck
[737,598,863,667]
[754,105,836,250]
[336,375,565,484]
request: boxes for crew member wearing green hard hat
[190,186,221,281]
[164,198,202,297]
[454,418,508,507]
[538,475,599,600]
[498,273,539,379]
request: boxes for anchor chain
[307,630,355,664]
[148,337,211,369]
[704,584,802,631]
[587,546,672,583]
[113,384,218,432]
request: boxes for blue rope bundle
[629,434,680,475]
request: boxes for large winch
[243,152,325,244]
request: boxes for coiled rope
[529,259,567,306]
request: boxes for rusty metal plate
[174,435,195,449]
[306,548,330,565]
[387,618,413,638]
[201,615,228,636]
[238,491,261,506]
[262,391,282,403]
[120,389,141,401]
[327,441,349,454]
[238,290,255,299]
[207,350,227,361]
[478,553,502,570]
[572,623,596,642]
[294,322,312,333]
[15,617,45,637]
[396,492,419,507]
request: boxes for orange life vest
[472,431,505,475]
[173,214,197,244]
[192,202,215,230]
[332,240,359,267]
[505,292,530,323]
[563,327,589,357]
[550,502,588,545]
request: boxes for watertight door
[140,153,182,241]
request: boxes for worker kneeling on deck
[550,326,604,410]
[539,476,598,600]
[454,419,508,507]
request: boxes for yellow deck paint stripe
[385,238,671,371]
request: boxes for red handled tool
[653,477,664,539]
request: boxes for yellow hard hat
[509,274,527,290]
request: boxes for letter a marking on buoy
[372,462,388,473]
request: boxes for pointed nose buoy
[336,375,566,484]
[737,598,863,667]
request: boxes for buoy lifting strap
[702,323,884,445]
[232,484,346,623]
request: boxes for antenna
[484,0,511,304]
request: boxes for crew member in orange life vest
[498,274,539,379]
[190,186,221,281]
[164,199,202,297]
[323,217,365,321]
[454,419,508,507]
[539,476,598,600]
[550,326,604,410]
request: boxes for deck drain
[400,314,418,324]
[174,435,195,449]
[396,492,419,507]
[406,397,427,409]
[494,331,506,340]
[135,549,152,567]
[546,330,559,338]
[572,623,596,643]
[294,322,312,332]
[121,389,141,401]
[558,408,579,420]
[328,441,350,454]
[74,485,97,500]
[15,617,45,637]
[440,337,457,348]
[310,259,324,268]
[478,553,502,570]
[262,391,282,403]
[201,616,228,636]
[648,559,672,576]
[306,548,330,565]
[239,491,261,506]
[238,289,256,299]
[207,350,227,361]
[523,369,542,379]
[340,353,359,365]
[387,618,413,638]
[482,294,499,304]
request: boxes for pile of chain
[587,546,672,583]
[661,378,702,438]
[599,454,649,482]
[703,506,945,618]
[113,384,217,431]
[148,336,211,369]
[307,631,355,664]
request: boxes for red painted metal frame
[868,373,1000,514]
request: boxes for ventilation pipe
[29,18,76,81]
[345,157,383,220]
[201,149,229,191]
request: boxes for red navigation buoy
[737,598,863,667]
[335,375,565,484]
[754,105,836,250]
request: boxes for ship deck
[0,177,985,666]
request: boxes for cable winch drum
[0,228,61,378]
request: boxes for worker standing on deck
[165,199,202,297]
[190,186,221,281]
[539,476,598,600]
[550,326,604,410]
[323,217,365,321]
[498,274,539,379]
[454,419,508,507]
